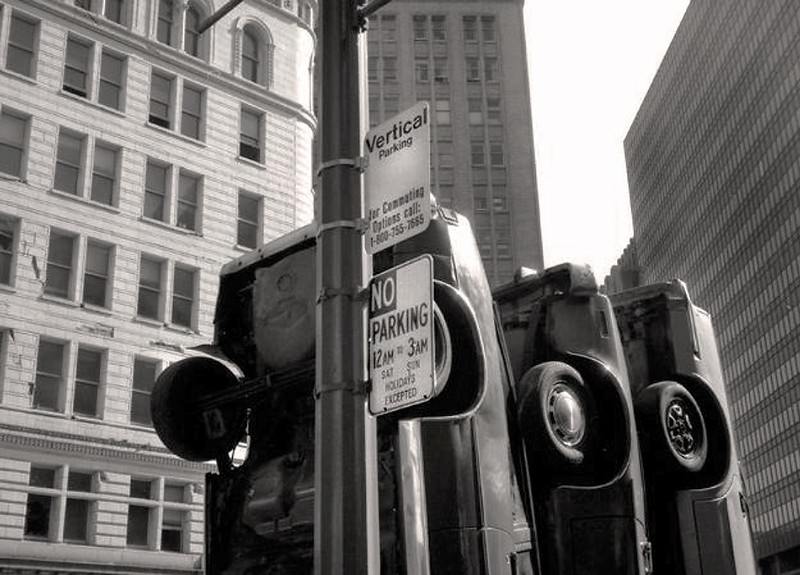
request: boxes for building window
[481,16,496,43]
[237,192,260,248]
[184,4,201,57]
[487,97,502,124]
[55,131,84,195]
[24,466,57,539]
[383,96,399,117]
[73,346,103,417]
[431,15,446,41]
[24,466,101,544]
[381,14,396,42]
[239,107,263,163]
[180,83,203,140]
[131,358,157,425]
[435,99,450,125]
[137,256,163,320]
[144,160,169,221]
[367,56,378,82]
[471,142,485,166]
[83,241,111,308]
[413,15,427,41]
[177,172,199,231]
[433,58,447,83]
[63,36,91,98]
[484,57,499,82]
[104,0,125,24]
[241,25,260,84]
[74,0,92,10]
[0,110,28,178]
[127,478,153,546]
[45,231,75,299]
[382,57,396,82]
[91,143,118,205]
[149,71,173,129]
[157,0,174,46]
[0,214,16,286]
[64,470,94,543]
[34,340,65,411]
[162,483,187,552]
[468,97,483,125]
[415,59,429,83]
[6,11,38,78]
[466,57,480,82]
[463,16,477,42]
[99,50,125,110]
[490,142,504,166]
[237,22,273,86]
[171,266,195,328]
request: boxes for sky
[523,1,690,279]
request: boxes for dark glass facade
[624,1,800,568]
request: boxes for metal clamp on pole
[316,218,370,236]
[316,156,368,179]
[315,378,371,398]
[317,286,370,304]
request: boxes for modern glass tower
[624,2,800,571]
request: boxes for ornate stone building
[0,0,315,572]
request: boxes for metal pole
[196,0,244,34]
[315,0,377,574]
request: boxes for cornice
[0,422,214,473]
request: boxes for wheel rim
[665,398,698,457]
[547,383,586,447]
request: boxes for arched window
[184,5,201,57]
[241,25,260,84]
[234,19,273,87]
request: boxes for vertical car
[494,264,651,575]
[612,280,756,575]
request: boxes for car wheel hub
[665,398,697,456]
[547,384,586,447]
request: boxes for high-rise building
[365,0,544,285]
[602,238,640,294]
[0,0,315,572]
[624,2,800,572]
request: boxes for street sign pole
[315,0,378,574]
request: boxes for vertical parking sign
[368,255,434,414]
[364,102,431,254]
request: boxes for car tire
[635,381,708,475]
[517,361,591,467]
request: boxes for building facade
[0,0,315,572]
[602,237,640,295]
[624,2,800,572]
[365,0,544,285]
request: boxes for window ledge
[49,188,122,214]
[0,172,25,183]
[40,293,79,308]
[133,315,166,328]
[139,216,201,236]
[0,284,17,295]
[233,243,257,253]
[145,121,207,147]
[236,156,267,170]
[164,323,197,335]
[80,302,113,316]
[58,89,126,117]
[0,67,37,85]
